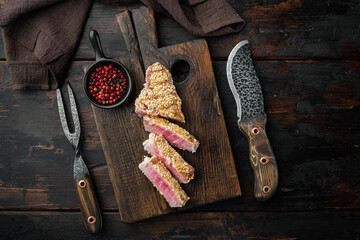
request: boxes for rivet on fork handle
[263,186,271,194]
[87,216,96,224]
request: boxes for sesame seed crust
[149,133,194,183]
[144,115,200,149]
[135,62,185,122]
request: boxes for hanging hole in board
[171,60,190,83]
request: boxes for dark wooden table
[1,0,360,239]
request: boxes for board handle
[238,116,278,201]
[132,7,158,51]
[74,154,102,235]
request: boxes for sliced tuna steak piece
[138,156,189,208]
[135,62,185,122]
[144,133,195,184]
[143,115,200,153]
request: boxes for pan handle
[89,30,106,61]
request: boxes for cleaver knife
[226,40,278,201]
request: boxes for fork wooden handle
[74,156,102,235]
[238,116,278,201]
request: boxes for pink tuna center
[145,165,181,207]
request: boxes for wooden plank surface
[1,60,359,211]
[132,5,241,212]
[0,211,359,239]
[88,8,241,223]
[1,0,359,59]
[87,10,155,223]
[1,0,359,237]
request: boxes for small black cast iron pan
[83,30,133,109]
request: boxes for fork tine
[67,83,81,140]
[56,88,73,143]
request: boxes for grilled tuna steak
[138,156,190,208]
[135,62,185,122]
[144,133,194,184]
[143,115,200,153]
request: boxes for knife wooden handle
[238,116,278,201]
[74,157,102,235]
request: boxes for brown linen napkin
[0,0,244,90]
[0,0,93,90]
[141,0,244,37]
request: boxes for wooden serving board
[91,7,241,223]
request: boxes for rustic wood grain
[203,0,360,59]
[0,211,359,239]
[88,10,157,223]
[86,0,360,59]
[131,5,241,215]
[238,116,278,201]
[2,0,358,60]
[1,0,359,237]
[0,60,359,212]
[75,0,360,60]
[87,7,242,223]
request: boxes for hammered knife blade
[226,40,278,201]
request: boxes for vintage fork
[57,83,102,235]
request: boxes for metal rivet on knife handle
[260,157,269,165]
[262,186,271,194]
[87,216,96,224]
[252,127,259,135]
[79,180,86,188]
